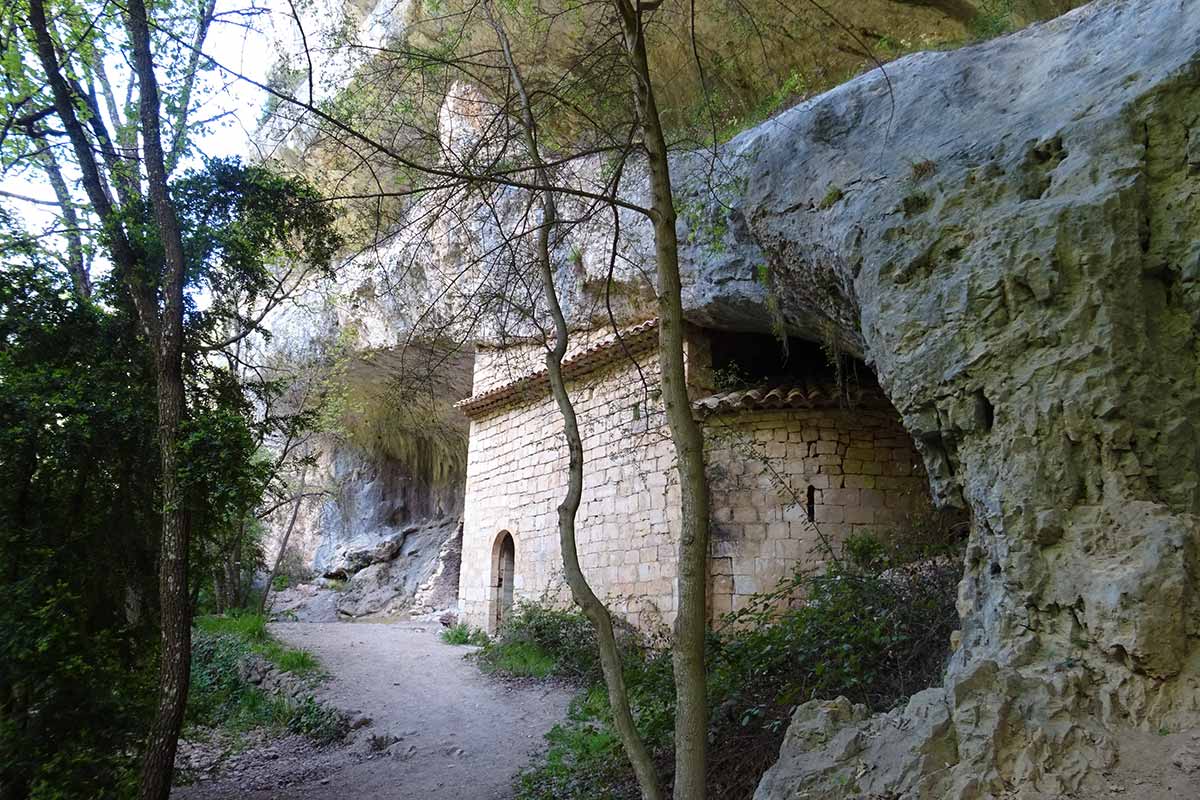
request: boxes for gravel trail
[173,621,572,800]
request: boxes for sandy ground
[173,621,572,800]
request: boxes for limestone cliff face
[670,0,1200,796]
[280,440,463,578]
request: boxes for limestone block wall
[459,349,682,633]
[704,407,930,618]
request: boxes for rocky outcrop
[264,436,462,572]
[270,518,462,621]
[238,654,326,705]
[690,1,1200,797]
[263,438,464,621]
[281,442,462,578]
[334,518,462,619]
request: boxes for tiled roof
[456,318,659,418]
[692,381,884,417]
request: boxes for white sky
[193,5,277,162]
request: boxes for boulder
[269,582,342,622]
[319,526,410,579]
[335,518,462,619]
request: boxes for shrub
[482,640,558,679]
[187,617,338,743]
[971,0,1016,39]
[187,629,289,734]
[287,697,349,745]
[441,623,489,646]
[478,601,616,682]
[818,185,844,209]
[511,527,965,800]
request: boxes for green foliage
[196,612,269,644]
[755,263,789,356]
[818,185,844,210]
[901,192,932,216]
[187,621,342,744]
[515,703,636,800]
[0,2,343,790]
[286,697,347,745]
[0,243,159,799]
[512,522,965,800]
[971,0,1017,39]
[481,641,558,679]
[272,574,291,592]
[274,649,321,674]
[478,601,629,682]
[194,613,321,676]
[713,362,754,392]
[679,196,729,255]
[441,623,490,646]
[187,629,291,734]
[174,158,342,347]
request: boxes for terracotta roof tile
[692,381,885,417]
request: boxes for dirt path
[174,621,572,800]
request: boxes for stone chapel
[454,319,934,632]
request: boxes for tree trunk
[213,565,227,614]
[127,0,194,796]
[139,356,191,800]
[259,470,308,617]
[484,6,665,798]
[613,3,712,798]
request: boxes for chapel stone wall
[703,406,930,618]
[459,346,682,632]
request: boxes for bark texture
[127,0,194,796]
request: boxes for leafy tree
[0,227,159,800]
[0,0,341,781]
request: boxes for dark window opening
[708,330,870,392]
[806,485,816,522]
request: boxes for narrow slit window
[806,485,816,522]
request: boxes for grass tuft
[186,615,344,746]
[196,612,268,643]
[441,623,490,646]
[196,612,321,676]
[482,640,557,678]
